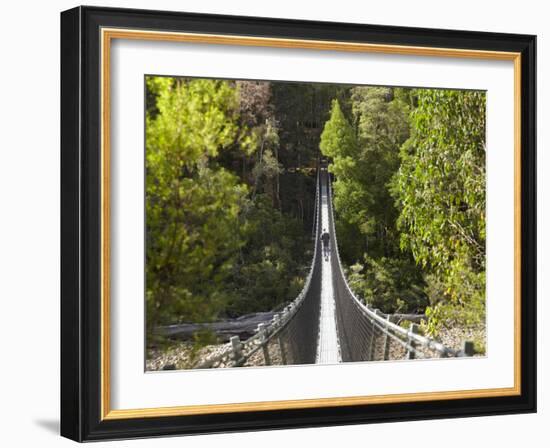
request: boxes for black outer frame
[60,5,536,442]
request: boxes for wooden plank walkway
[315,182,342,364]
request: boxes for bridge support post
[366,312,377,361]
[407,323,420,360]
[258,323,271,366]
[230,336,244,366]
[273,314,287,365]
[462,340,475,357]
[382,314,394,360]
[371,310,383,360]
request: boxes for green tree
[348,87,411,258]
[224,194,309,317]
[319,99,365,260]
[145,77,249,334]
[392,89,486,331]
[320,93,426,313]
[273,84,349,226]
[145,77,316,342]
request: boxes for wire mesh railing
[327,175,474,361]
[186,165,472,369]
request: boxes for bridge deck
[316,180,341,364]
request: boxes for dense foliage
[145,75,486,350]
[146,78,247,335]
[145,77,332,340]
[320,90,427,314]
[320,87,486,335]
[392,90,486,332]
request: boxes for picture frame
[60,5,536,442]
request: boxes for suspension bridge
[182,165,473,369]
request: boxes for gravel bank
[147,323,485,371]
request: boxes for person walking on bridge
[321,228,330,261]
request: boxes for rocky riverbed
[146,324,485,371]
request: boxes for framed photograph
[61,6,536,441]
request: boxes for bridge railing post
[382,314,394,360]
[273,314,287,365]
[286,305,293,317]
[258,323,271,366]
[230,335,244,366]
[371,309,382,360]
[461,340,475,357]
[407,323,420,360]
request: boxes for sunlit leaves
[320,91,426,314]
[392,89,486,327]
[320,88,486,327]
[320,99,357,167]
[145,77,246,330]
[145,77,312,336]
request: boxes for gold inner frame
[100,27,522,420]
